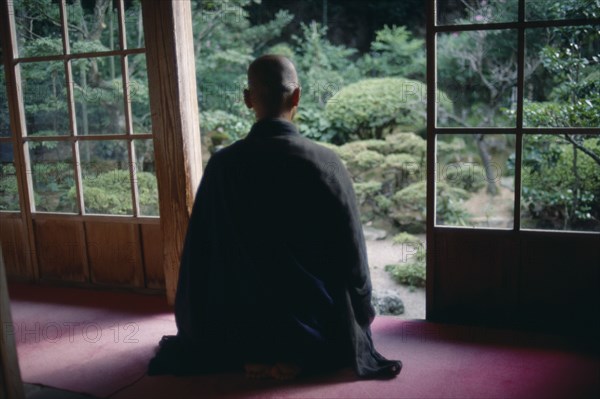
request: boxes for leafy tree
[522,136,600,230]
[358,25,425,81]
[192,0,293,115]
[283,22,359,141]
[520,14,600,230]
[291,22,360,107]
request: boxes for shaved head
[245,55,300,120]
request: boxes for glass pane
[0,143,20,211]
[21,61,69,136]
[524,25,600,128]
[124,0,144,49]
[29,141,76,213]
[134,140,159,216]
[80,140,132,215]
[521,134,600,232]
[436,134,515,228]
[72,57,125,135]
[14,1,63,58]
[437,30,518,127]
[67,0,120,53]
[526,0,597,21]
[437,0,518,25]
[128,54,151,133]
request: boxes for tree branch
[562,134,600,167]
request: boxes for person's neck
[255,109,295,122]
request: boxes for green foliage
[295,103,334,142]
[264,43,296,60]
[194,1,294,114]
[384,132,427,159]
[522,135,600,230]
[522,25,600,128]
[292,22,360,108]
[519,21,600,231]
[349,150,385,171]
[0,164,19,211]
[322,131,473,233]
[200,110,252,147]
[526,0,600,21]
[265,23,361,142]
[436,27,519,127]
[67,170,158,216]
[392,232,419,245]
[354,181,383,205]
[385,262,426,288]
[358,25,425,80]
[32,161,77,212]
[326,78,451,143]
[326,133,427,231]
[391,180,471,232]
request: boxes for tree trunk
[475,134,498,196]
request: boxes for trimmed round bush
[325,78,451,142]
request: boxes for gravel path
[365,237,426,320]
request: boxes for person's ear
[243,89,253,109]
[291,87,300,107]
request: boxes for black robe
[149,118,401,378]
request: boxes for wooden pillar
[141,1,203,304]
[0,244,25,399]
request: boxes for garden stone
[363,226,387,241]
[371,290,405,316]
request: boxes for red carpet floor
[7,283,599,399]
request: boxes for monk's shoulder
[205,139,245,166]
[289,135,341,168]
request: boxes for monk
[148,55,401,380]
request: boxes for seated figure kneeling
[148,55,402,380]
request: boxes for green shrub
[521,135,600,230]
[0,164,19,211]
[338,139,391,158]
[296,104,334,142]
[325,78,451,143]
[384,132,426,160]
[67,169,158,215]
[349,150,385,171]
[316,133,473,233]
[391,180,471,232]
[385,261,426,288]
[392,232,420,245]
[200,110,252,147]
[354,181,383,204]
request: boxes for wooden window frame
[1,1,202,303]
[426,0,600,322]
[1,0,155,221]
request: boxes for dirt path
[365,237,426,320]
